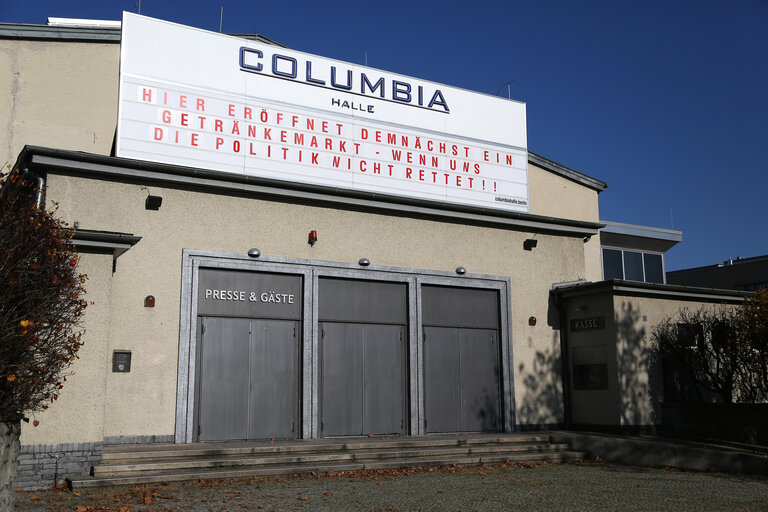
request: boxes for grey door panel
[318,278,407,324]
[320,323,364,436]
[422,286,499,329]
[198,317,299,441]
[320,322,406,436]
[423,326,501,433]
[248,319,298,439]
[199,317,250,441]
[460,329,500,432]
[363,324,405,435]
[424,326,461,433]
[422,285,503,433]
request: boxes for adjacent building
[667,254,768,291]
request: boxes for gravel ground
[14,461,768,512]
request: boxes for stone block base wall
[14,435,174,490]
[15,442,102,490]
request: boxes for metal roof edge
[552,279,749,303]
[18,146,604,238]
[0,22,122,42]
[600,220,683,242]
[225,33,288,47]
[70,228,142,258]
[0,22,283,46]
[528,151,608,193]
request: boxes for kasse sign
[117,13,529,212]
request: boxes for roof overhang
[16,146,604,238]
[552,279,749,304]
[70,229,142,259]
[528,152,608,193]
[600,220,682,253]
[0,21,284,46]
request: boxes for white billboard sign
[117,13,529,212]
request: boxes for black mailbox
[112,351,132,373]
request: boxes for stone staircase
[67,433,585,489]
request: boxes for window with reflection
[602,248,666,284]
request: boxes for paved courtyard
[14,461,768,511]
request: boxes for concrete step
[69,449,586,489]
[99,434,552,463]
[93,443,574,477]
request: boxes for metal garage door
[195,269,303,442]
[319,278,407,437]
[422,286,501,433]
[198,317,299,441]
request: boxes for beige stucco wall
[612,295,736,428]
[0,39,602,238]
[563,292,619,426]
[563,289,739,429]
[37,172,590,439]
[583,235,603,282]
[528,162,602,281]
[3,35,606,442]
[20,252,113,445]
[0,40,119,169]
[528,163,599,224]
[0,37,605,298]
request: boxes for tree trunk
[0,421,21,511]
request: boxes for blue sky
[2,0,767,271]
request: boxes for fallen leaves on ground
[14,461,560,511]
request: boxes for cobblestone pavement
[14,461,768,512]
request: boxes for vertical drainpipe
[35,174,45,209]
[20,163,45,209]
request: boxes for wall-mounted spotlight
[308,230,318,247]
[455,266,467,275]
[528,316,537,326]
[583,235,592,243]
[145,195,163,211]
[144,295,156,308]
[358,257,370,267]
[247,248,261,258]
[523,239,538,251]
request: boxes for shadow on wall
[467,364,502,432]
[614,301,662,429]
[516,332,564,428]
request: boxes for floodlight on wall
[144,295,156,308]
[523,238,538,251]
[308,230,318,246]
[528,316,537,326]
[145,195,163,211]
[583,235,592,243]
[247,248,261,258]
[358,258,370,267]
[455,267,467,275]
